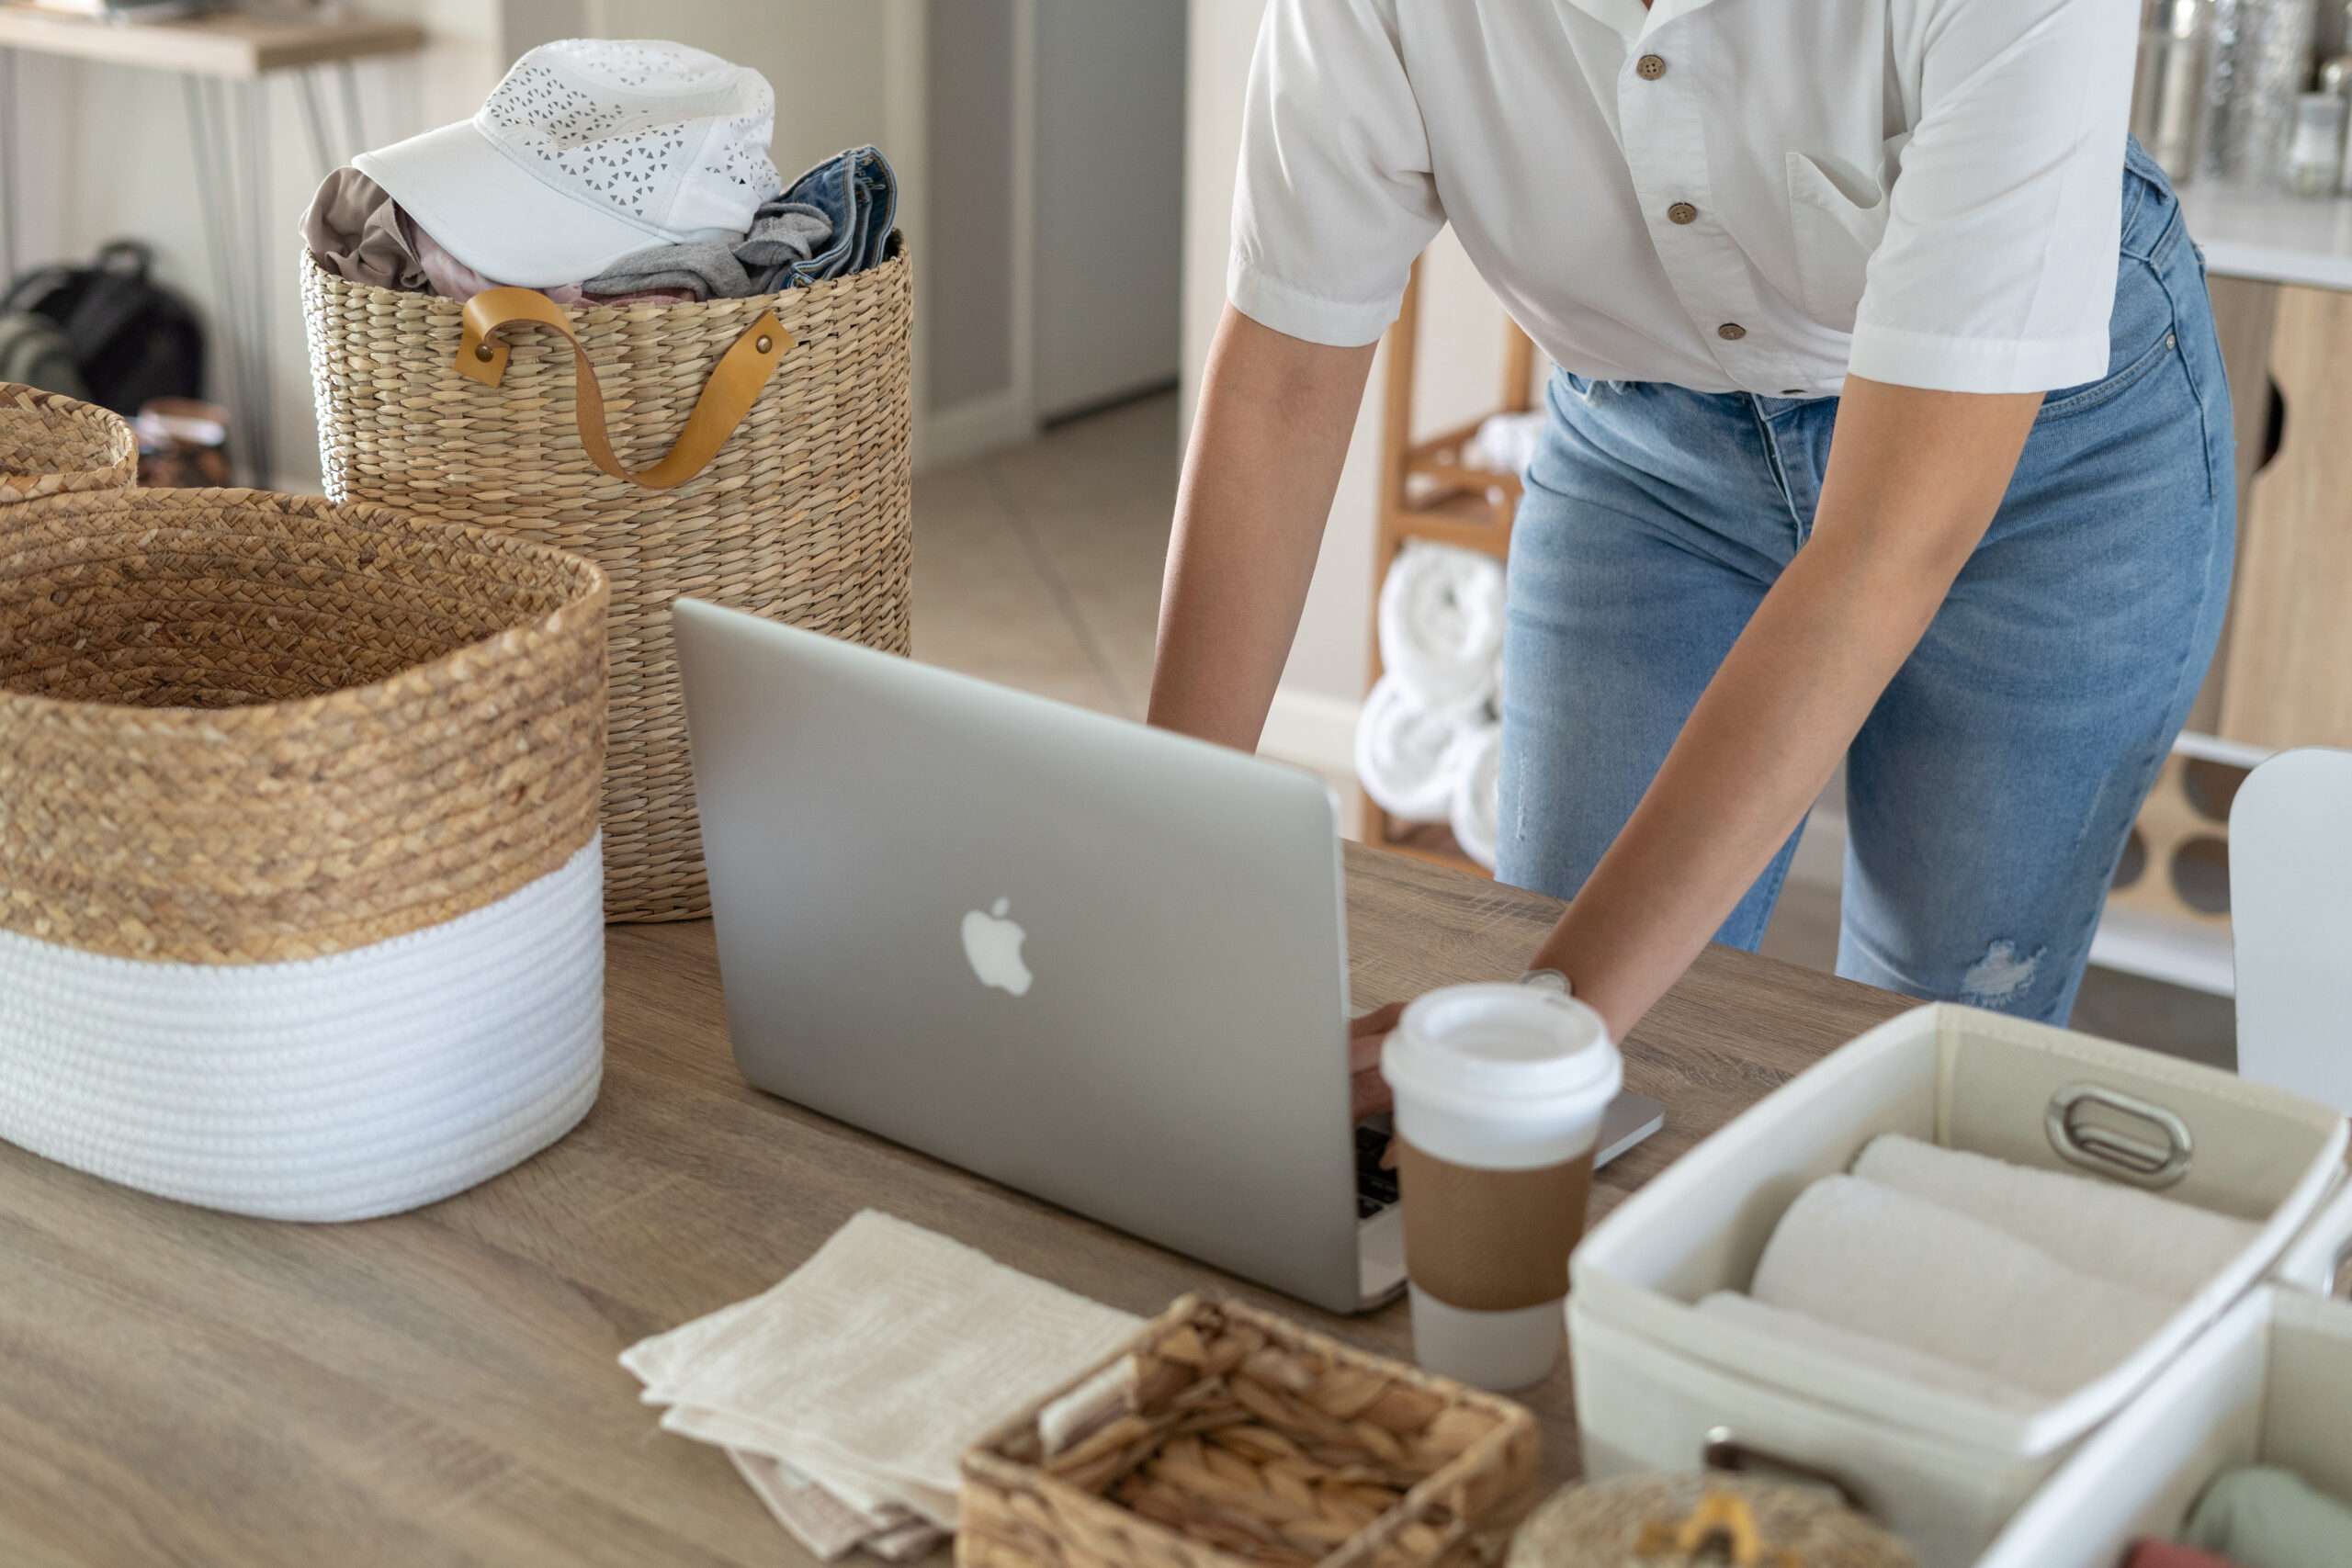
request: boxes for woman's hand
[1349,1000,1404,1120]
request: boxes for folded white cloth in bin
[1750,1175,2177,1399]
[1696,1292,2040,1412]
[1851,1133,2259,1302]
[621,1210,1140,1549]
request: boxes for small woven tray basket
[961,1295,1542,1568]
[0,380,138,504]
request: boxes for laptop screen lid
[673,599,1365,1311]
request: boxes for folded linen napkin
[1376,540,1506,708]
[1749,1175,2177,1400]
[1851,1134,2259,1302]
[621,1209,1141,1552]
[1694,1292,2040,1412]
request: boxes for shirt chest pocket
[1785,151,1893,331]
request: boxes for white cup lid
[1381,983,1621,1118]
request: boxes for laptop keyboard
[1354,1123,1400,1219]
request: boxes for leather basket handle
[455,288,793,491]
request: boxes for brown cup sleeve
[1396,1137,1594,1312]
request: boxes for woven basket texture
[0,382,138,504]
[0,488,608,964]
[1506,1474,1917,1567]
[962,1295,1543,1568]
[300,245,914,921]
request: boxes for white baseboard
[917,389,1037,470]
[1259,686,1361,783]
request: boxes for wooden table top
[0,5,424,78]
[0,843,1907,1566]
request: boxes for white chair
[2231,747,2352,1112]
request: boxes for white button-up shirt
[1228,0,2137,397]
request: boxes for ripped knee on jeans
[1960,940,2043,1007]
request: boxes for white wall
[1182,0,1522,726]
[585,1,906,176]
[1031,0,1185,421]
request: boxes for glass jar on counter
[2136,0,2213,183]
[2284,91,2348,196]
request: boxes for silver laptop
[673,598,1663,1314]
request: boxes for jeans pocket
[1555,369,1627,406]
[2036,322,2177,422]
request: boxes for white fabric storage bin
[1568,1003,2349,1568]
[2277,1177,2352,1297]
[1978,1286,2352,1567]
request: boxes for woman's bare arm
[1148,306,1378,750]
[1526,378,2042,1040]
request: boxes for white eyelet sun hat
[354,38,784,288]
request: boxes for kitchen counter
[2180,180,2352,291]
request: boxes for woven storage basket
[0,381,137,503]
[962,1295,1543,1568]
[300,245,914,922]
[0,487,610,1220]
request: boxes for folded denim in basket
[0,486,610,1221]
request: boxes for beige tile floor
[913,393,2234,1065]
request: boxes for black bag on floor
[0,310,89,399]
[4,241,205,415]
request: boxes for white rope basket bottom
[0,837,605,1221]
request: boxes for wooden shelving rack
[1361,258,1540,875]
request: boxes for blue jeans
[778,145,899,286]
[1498,141,2234,1023]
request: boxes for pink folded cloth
[2123,1540,2242,1568]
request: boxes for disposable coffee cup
[1381,983,1622,1391]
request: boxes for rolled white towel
[1750,1175,2177,1400]
[1354,673,1485,824]
[1377,541,1505,707]
[1694,1292,2039,1412]
[1461,410,1546,478]
[1851,1134,2259,1303]
[1449,722,1503,870]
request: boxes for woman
[1148,0,2233,1071]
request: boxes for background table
[0,3,425,484]
[0,843,1907,1565]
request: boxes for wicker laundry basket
[300,244,914,921]
[0,487,610,1220]
[0,381,137,503]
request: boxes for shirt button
[1668,201,1699,225]
[1635,53,1667,80]
[1717,322,1747,341]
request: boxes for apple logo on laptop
[961,897,1034,997]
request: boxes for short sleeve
[1847,0,2137,393]
[1227,0,1446,347]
